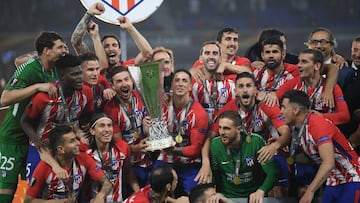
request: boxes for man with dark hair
[71,2,153,79]
[276,48,350,125]
[191,41,235,123]
[21,53,94,184]
[80,52,113,112]
[189,183,232,203]
[191,27,251,82]
[0,31,67,202]
[245,28,298,64]
[155,69,208,195]
[103,66,151,189]
[281,90,360,203]
[24,125,113,203]
[124,165,187,203]
[210,110,277,201]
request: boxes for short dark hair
[200,41,221,56]
[102,34,121,48]
[258,28,285,45]
[216,27,238,42]
[79,52,99,63]
[172,69,192,83]
[218,110,242,127]
[34,31,64,55]
[109,66,130,83]
[262,37,284,52]
[48,125,73,155]
[308,27,337,47]
[235,72,256,84]
[149,165,174,193]
[282,90,311,110]
[55,54,81,74]
[189,183,216,203]
[353,36,360,43]
[299,48,324,67]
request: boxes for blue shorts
[273,155,289,187]
[25,145,40,181]
[153,160,200,193]
[132,165,153,188]
[322,182,360,203]
[293,163,317,186]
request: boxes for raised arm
[117,16,153,64]
[71,2,105,55]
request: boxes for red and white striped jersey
[159,100,208,164]
[253,63,299,91]
[192,56,251,82]
[26,152,104,200]
[300,113,360,186]
[104,90,151,167]
[191,79,235,123]
[87,138,131,202]
[25,84,94,143]
[276,78,350,125]
[211,99,285,142]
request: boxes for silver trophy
[128,63,173,151]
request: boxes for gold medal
[286,156,295,165]
[233,176,241,185]
[246,135,251,143]
[134,131,139,139]
[175,134,183,144]
[68,193,75,203]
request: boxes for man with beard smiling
[21,54,94,185]
[255,38,338,108]
[190,27,251,82]
[191,41,236,123]
[210,110,277,201]
[103,67,152,190]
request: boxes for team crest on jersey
[220,87,228,97]
[135,109,143,120]
[101,0,144,15]
[95,164,102,171]
[74,174,82,184]
[245,157,254,167]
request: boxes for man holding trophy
[103,66,152,188]
[150,69,209,195]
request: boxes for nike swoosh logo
[221,161,230,164]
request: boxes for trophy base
[145,136,174,151]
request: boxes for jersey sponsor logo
[102,0,143,15]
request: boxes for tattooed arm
[92,176,114,203]
[71,2,105,55]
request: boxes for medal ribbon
[58,86,77,125]
[169,100,192,135]
[203,80,218,109]
[63,159,76,203]
[227,147,241,178]
[96,143,115,183]
[118,96,139,136]
[236,100,258,136]
[302,78,323,108]
[289,113,310,157]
